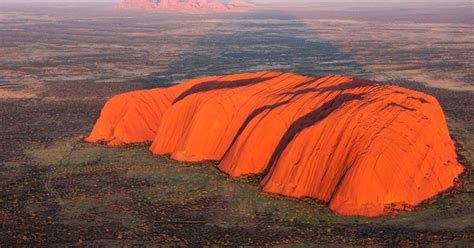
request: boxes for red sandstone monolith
[86,71,464,217]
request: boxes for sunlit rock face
[116,0,255,11]
[86,71,464,217]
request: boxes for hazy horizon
[1,0,472,4]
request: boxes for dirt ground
[0,77,473,246]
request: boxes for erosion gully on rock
[85,71,464,217]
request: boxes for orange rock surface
[86,71,464,217]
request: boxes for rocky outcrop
[227,0,256,9]
[117,0,158,9]
[116,0,255,11]
[86,71,464,217]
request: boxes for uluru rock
[86,71,464,217]
[116,0,255,11]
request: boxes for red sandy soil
[86,71,464,217]
[117,0,255,11]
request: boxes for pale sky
[1,0,471,9]
[1,0,470,2]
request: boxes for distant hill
[117,0,256,11]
